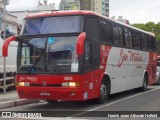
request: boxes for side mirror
[2,36,17,57]
[76,32,86,55]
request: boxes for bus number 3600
[64,77,73,80]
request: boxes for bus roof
[25,10,155,37]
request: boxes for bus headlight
[69,82,80,87]
[16,82,30,86]
[62,82,80,87]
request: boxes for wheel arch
[100,72,111,95]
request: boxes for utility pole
[2,0,7,93]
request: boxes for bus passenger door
[84,41,94,99]
[84,41,100,99]
[92,43,100,97]
[84,16,100,99]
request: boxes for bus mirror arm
[2,36,17,57]
[76,32,86,56]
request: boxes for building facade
[102,0,109,16]
[0,1,17,37]
[59,0,80,10]
[59,0,109,16]
[0,0,18,76]
[8,4,56,24]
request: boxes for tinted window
[21,16,83,35]
[85,43,92,65]
[124,28,132,48]
[113,26,123,46]
[85,17,99,41]
[93,44,100,69]
[133,32,141,49]
[141,34,148,50]
[99,20,112,44]
[153,37,156,51]
[148,36,154,51]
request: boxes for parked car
[156,66,160,85]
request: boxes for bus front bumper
[16,87,88,101]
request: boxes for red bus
[2,11,157,104]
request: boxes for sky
[6,0,160,24]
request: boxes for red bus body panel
[16,70,102,101]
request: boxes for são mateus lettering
[118,49,143,67]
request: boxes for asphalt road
[1,85,160,120]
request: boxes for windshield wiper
[27,51,45,73]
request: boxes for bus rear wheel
[95,79,109,104]
[140,75,148,91]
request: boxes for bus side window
[85,42,92,65]
[141,34,148,50]
[99,20,112,44]
[148,36,154,51]
[92,44,100,69]
[153,37,156,51]
[85,17,99,41]
[133,32,141,49]
[124,28,133,48]
[113,26,123,46]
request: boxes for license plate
[40,92,50,96]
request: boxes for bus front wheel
[95,79,109,104]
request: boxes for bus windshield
[18,36,79,73]
[21,16,83,35]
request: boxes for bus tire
[140,74,148,91]
[94,79,109,104]
[157,78,160,85]
[47,100,58,104]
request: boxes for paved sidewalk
[0,91,18,103]
[0,91,39,109]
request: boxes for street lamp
[2,0,9,93]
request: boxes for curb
[0,99,39,109]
